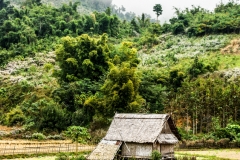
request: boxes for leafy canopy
[153,4,163,20]
[64,126,90,143]
[56,33,110,82]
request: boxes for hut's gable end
[157,120,178,144]
[161,120,172,134]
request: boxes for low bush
[151,150,161,160]
[31,132,46,140]
[213,128,234,141]
[5,106,26,126]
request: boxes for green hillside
[0,0,240,142]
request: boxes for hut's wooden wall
[160,144,174,155]
[153,142,160,151]
[121,143,152,158]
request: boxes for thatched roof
[104,113,180,143]
[157,134,178,144]
[87,140,122,160]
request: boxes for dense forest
[0,0,240,142]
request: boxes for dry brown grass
[0,125,22,133]
[177,149,240,160]
[221,39,240,54]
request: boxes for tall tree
[153,4,163,22]
[56,34,110,82]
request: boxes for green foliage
[56,34,110,82]
[139,70,166,113]
[112,41,140,66]
[64,126,90,143]
[153,4,163,21]
[38,102,68,132]
[52,79,100,125]
[100,63,144,115]
[213,128,234,141]
[187,56,218,80]
[226,124,240,139]
[43,63,53,72]
[31,132,46,140]
[1,0,240,138]
[168,68,185,91]
[172,22,185,34]
[21,98,68,132]
[169,2,240,36]
[5,106,26,126]
[151,150,162,160]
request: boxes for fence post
[36,144,38,154]
[13,145,15,155]
[3,145,6,155]
[48,144,50,153]
[59,144,61,152]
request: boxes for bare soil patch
[221,39,240,54]
[0,125,22,133]
[176,149,240,160]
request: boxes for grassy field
[176,149,240,160]
[2,149,239,160]
[11,156,56,160]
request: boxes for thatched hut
[87,113,181,160]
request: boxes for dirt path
[176,149,240,160]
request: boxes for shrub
[213,128,234,141]
[226,124,240,138]
[172,22,185,34]
[37,100,68,132]
[151,150,161,160]
[55,153,69,160]
[5,106,26,126]
[43,63,53,72]
[31,132,46,140]
[23,122,35,131]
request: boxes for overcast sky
[112,0,232,23]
